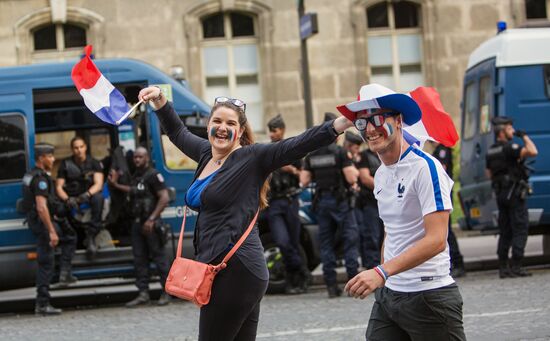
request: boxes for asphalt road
[1,266,550,341]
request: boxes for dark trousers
[29,218,76,305]
[88,192,104,236]
[355,204,383,269]
[496,192,529,261]
[366,284,466,341]
[315,194,359,285]
[199,254,268,341]
[266,197,303,272]
[131,221,170,291]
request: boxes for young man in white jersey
[338,84,465,340]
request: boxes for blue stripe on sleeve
[411,148,444,211]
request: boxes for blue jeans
[355,204,383,269]
[315,193,359,286]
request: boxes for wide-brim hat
[336,84,422,126]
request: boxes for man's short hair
[70,136,86,149]
[324,112,338,122]
[267,114,285,131]
[344,131,363,145]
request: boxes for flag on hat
[404,87,459,148]
[71,45,131,125]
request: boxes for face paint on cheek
[209,127,217,138]
[227,129,235,142]
[382,123,393,137]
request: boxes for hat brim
[337,93,422,126]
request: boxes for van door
[459,58,497,230]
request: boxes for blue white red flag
[404,87,459,148]
[71,45,131,125]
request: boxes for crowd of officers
[22,111,537,315]
[22,137,172,315]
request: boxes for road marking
[257,324,367,338]
[257,309,547,338]
[464,308,544,318]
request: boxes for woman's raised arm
[138,86,210,162]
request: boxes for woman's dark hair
[70,136,86,149]
[210,102,270,209]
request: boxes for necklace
[213,159,222,166]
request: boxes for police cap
[491,116,513,126]
[324,112,338,122]
[267,114,285,130]
[34,143,55,157]
[345,131,363,145]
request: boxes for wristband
[374,265,389,282]
[330,123,343,137]
[153,86,163,102]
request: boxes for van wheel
[261,232,307,294]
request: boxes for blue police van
[458,26,550,245]
[0,58,320,292]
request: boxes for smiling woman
[137,85,353,341]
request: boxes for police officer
[266,114,309,294]
[432,142,466,278]
[108,147,171,306]
[486,116,538,278]
[55,136,104,258]
[344,131,384,270]
[22,143,76,315]
[301,112,360,298]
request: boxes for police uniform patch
[38,181,48,190]
[157,173,165,183]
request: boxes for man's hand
[344,269,385,299]
[67,197,79,210]
[514,129,527,138]
[77,191,91,204]
[143,219,155,235]
[49,231,59,247]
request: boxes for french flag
[71,45,131,125]
[404,87,459,148]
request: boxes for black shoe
[157,292,172,306]
[125,291,150,308]
[298,269,311,293]
[284,271,304,295]
[450,265,466,278]
[35,303,62,316]
[510,260,532,277]
[58,270,78,287]
[327,285,342,298]
[499,260,516,279]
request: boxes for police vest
[269,168,300,199]
[62,158,94,196]
[21,168,55,215]
[486,141,523,183]
[308,144,345,191]
[128,168,157,220]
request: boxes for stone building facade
[0,0,548,135]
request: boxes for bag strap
[176,207,260,269]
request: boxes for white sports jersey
[374,145,455,292]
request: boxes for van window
[479,76,492,135]
[463,82,477,140]
[0,114,27,182]
[162,136,198,170]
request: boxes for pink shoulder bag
[165,208,259,307]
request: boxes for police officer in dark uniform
[344,131,384,270]
[266,114,309,294]
[432,142,466,278]
[108,147,171,306]
[55,136,104,258]
[22,143,76,315]
[301,112,360,298]
[486,116,538,278]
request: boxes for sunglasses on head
[353,111,400,131]
[214,97,246,112]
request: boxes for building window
[33,23,86,52]
[525,0,548,19]
[0,114,27,182]
[365,1,424,92]
[200,12,263,131]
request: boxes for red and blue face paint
[354,112,398,140]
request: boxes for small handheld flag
[71,45,136,125]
